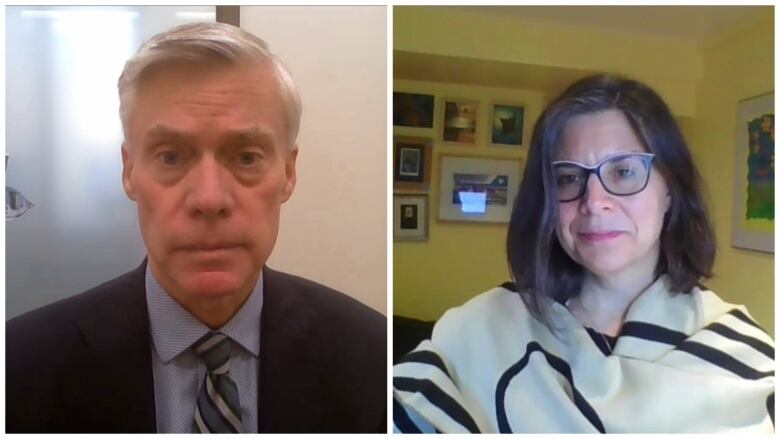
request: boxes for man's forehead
[143,124,275,141]
[131,61,281,109]
[125,59,293,148]
[138,57,273,83]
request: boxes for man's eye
[157,151,180,166]
[237,152,262,166]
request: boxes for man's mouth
[181,243,240,252]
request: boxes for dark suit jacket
[6,261,387,433]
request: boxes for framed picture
[490,102,525,147]
[441,98,478,145]
[393,136,432,190]
[393,92,434,128]
[731,92,774,253]
[393,194,428,241]
[438,155,522,223]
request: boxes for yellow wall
[394,7,774,334]
[689,14,774,334]
[394,6,701,117]
[393,80,543,320]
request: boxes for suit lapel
[59,261,156,433]
[57,263,328,432]
[258,267,323,432]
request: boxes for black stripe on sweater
[704,322,774,359]
[677,341,774,380]
[495,342,605,433]
[728,309,766,332]
[393,397,423,433]
[396,350,451,380]
[394,377,481,433]
[619,321,687,346]
[620,321,773,380]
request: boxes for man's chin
[182,271,250,298]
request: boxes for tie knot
[193,332,231,374]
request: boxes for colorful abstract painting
[745,113,774,220]
[731,92,774,253]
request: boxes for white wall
[240,6,387,314]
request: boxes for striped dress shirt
[145,265,263,433]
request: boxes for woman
[393,75,774,433]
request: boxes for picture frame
[393,136,432,190]
[731,91,774,253]
[393,92,434,128]
[489,101,525,147]
[440,97,479,146]
[393,194,428,241]
[438,155,522,223]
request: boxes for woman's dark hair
[506,74,715,326]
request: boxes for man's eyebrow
[143,124,188,140]
[228,126,274,144]
[141,125,275,147]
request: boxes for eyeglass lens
[554,155,651,201]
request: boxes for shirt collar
[145,263,264,364]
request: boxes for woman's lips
[578,231,623,242]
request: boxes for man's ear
[121,143,137,201]
[281,145,298,203]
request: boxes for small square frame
[394,136,433,190]
[394,194,429,241]
[440,97,479,146]
[489,101,525,147]
[393,92,435,128]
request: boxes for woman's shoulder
[425,283,551,363]
[689,283,763,322]
[688,282,774,341]
[393,284,539,433]
[444,282,523,314]
[434,283,531,334]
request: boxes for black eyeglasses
[552,153,656,202]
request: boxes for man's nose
[580,172,614,213]
[184,157,235,218]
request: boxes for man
[6,22,386,433]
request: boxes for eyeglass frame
[551,152,656,202]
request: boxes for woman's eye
[616,167,635,178]
[556,174,580,186]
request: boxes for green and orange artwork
[745,113,774,220]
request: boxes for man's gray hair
[118,21,302,146]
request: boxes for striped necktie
[192,332,243,433]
